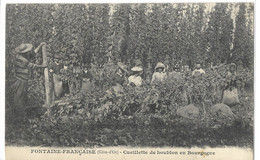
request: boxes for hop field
[5,64,253,147]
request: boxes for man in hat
[128,66,143,87]
[49,54,64,99]
[11,42,47,117]
[192,62,205,76]
[151,62,167,84]
[111,62,128,86]
[108,62,128,96]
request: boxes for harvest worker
[79,64,93,97]
[183,65,191,74]
[192,61,205,76]
[111,62,128,86]
[222,63,240,106]
[151,62,167,84]
[110,62,128,96]
[128,66,143,87]
[171,64,183,80]
[49,54,64,99]
[11,43,47,117]
[227,63,237,81]
[60,55,70,96]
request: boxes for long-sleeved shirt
[128,75,142,87]
[151,72,167,84]
[13,54,36,81]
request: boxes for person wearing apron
[222,63,240,107]
[11,43,47,118]
[80,64,94,97]
[49,54,63,99]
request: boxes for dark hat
[15,44,33,54]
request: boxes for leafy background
[5,3,254,147]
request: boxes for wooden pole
[42,44,51,107]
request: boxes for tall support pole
[42,44,51,108]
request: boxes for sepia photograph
[3,2,254,160]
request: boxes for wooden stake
[42,44,51,108]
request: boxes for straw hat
[15,44,33,54]
[131,66,143,72]
[155,62,165,69]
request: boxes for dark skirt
[10,77,28,110]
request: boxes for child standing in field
[49,54,64,99]
[60,56,70,96]
[79,64,93,97]
[227,63,237,87]
[151,62,167,84]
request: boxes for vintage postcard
[4,2,254,160]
